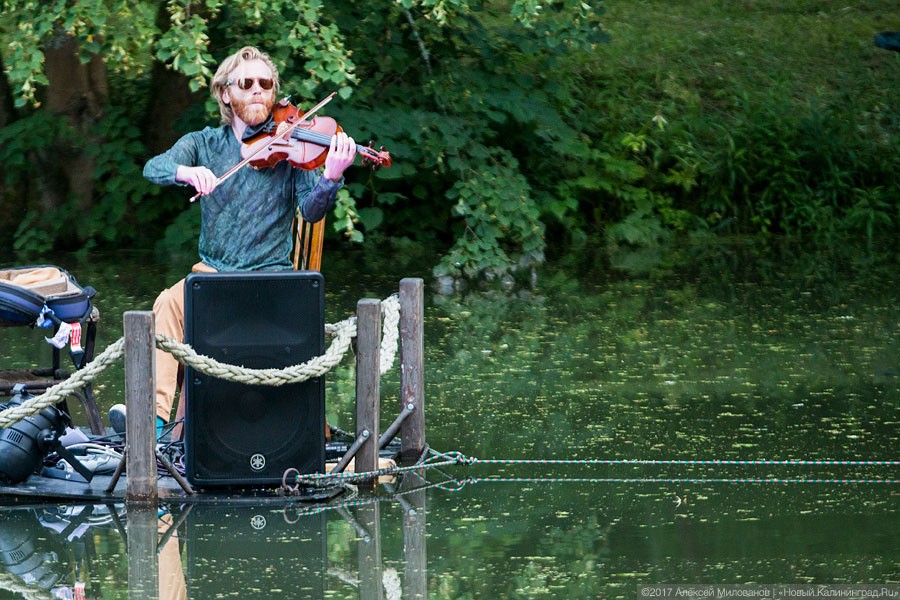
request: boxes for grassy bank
[564,0,900,246]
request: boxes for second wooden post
[356,299,381,488]
[399,278,425,462]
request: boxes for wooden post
[126,503,159,599]
[399,278,425,462]
[356,299,381,488]
[124,311,158,502]
[356,503,384,600]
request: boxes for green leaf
[357,207,384,231]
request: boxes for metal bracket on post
[332,429,371,475]
[379,402,415,450]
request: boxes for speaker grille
[184,271,325,487]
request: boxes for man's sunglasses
[227,77,275,91]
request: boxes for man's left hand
[322,132,357,181]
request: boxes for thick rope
[156,316,356,386]
[156,295,400,385]
[384,567,402,600]
[379,294,400,375]
[0,338,125,428]
[0,295,401,426]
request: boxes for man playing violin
[141,46,356,433]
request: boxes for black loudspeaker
[186,506,326,599]
[184,271,325,487]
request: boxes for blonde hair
[211,46,280,125]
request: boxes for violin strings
[262,122,382,160]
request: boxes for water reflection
[1,240,899,596]
[0,472,430,599]
[0,504,127,598]
[182,504,326,598]
[0,473,898,598]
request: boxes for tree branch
[403,9,432,76]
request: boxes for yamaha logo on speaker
[249,453,266,471]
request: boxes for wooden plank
[124,311,158,502]
[308,219,325,271]
[399,278,425,461]
[293,217,325,272]
[355,299,381,488]
[0,472,345,504]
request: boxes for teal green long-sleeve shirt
[143,125,341,272]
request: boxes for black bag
[0,265,95,327]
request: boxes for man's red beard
[231,94,274,126]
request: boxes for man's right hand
[176,165,218,196]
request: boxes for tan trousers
[152,262,217,422]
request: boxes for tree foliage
[1,1,897,280]
[0,0,605,280]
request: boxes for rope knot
[447,452,476,465]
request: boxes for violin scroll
[360,141,392,170]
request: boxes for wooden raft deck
[0,472,345,506]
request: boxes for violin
[242,98,392,170]
[189,93,391,202]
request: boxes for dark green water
[0,238,898,598]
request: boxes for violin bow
[189,91,337,203]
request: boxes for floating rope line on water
[0,295,401,427]
[291,449,900,488]
[455,457,900,467]
[271,462,900,525]
[449,476,900,486]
